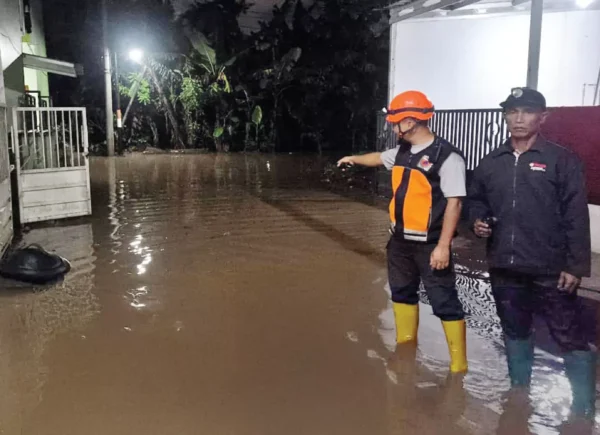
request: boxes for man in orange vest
[338,91,468,373]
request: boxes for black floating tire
[0,244,71,285]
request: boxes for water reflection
[126,285,149,309]
[0,223,99,431]
[107,156,123,256]
[0,154,596,434]
[370,298,500,433]
[129,234,152,275]
[409,259,600,434]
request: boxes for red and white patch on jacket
[529,162,547,172]
[417,155,433,171]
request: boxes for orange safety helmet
[386,91,435,124]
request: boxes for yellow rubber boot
[442,320,468,373]
[392,303,419,344]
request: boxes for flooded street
[0,154,598,434]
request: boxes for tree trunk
[215,108,223,152]
[270,94,280,152]
[148,67,186,149]
[149,118,159,147]
[244,122,251,152]
[317,134,322,156]
[184,113,196,148]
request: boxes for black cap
[500,87,547,111]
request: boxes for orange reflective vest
[389,137,462,243]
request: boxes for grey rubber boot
[505,337,534,387]
[564,350,597,418]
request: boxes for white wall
[0,0,26,108]
[0,47,5,105]
[0,0,25,71]
[389,10,600,108]
[0,0,48,106]
[590,205,600,253]
[22,0,49,98]
[0,50,11,258]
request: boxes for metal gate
[430,109,509,170]
[0,105,12,255]
[11,107,92,224]
[376,109,509,170]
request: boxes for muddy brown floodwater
[0,154,598,435]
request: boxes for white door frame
[0,104,12,256]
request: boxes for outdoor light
[128,49,144,64]
[576,0,593,7]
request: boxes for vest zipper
[510,154,519,265]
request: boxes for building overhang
[388,0,600,23]
[21,54,83,78]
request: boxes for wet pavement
[0,154,598,434]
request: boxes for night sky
[172,0,283,32]
[38,0,273,106]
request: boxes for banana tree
[180,35,239,151]
[254,46,302,148]
[146,61,187,149]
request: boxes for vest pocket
[402,170,432,241]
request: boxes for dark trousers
[387,236,464,321]
[490,269,591,353]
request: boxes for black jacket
[468,136,591,278]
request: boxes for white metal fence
[13,107,89,171]
[12,107,92,224]
[376,109,510,170]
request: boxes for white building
[388,0,600,108]
[1,0,88,258]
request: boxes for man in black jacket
[469,87,595,418]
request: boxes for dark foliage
[43,0,390,154]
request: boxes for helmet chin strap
[396,122,417,140]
